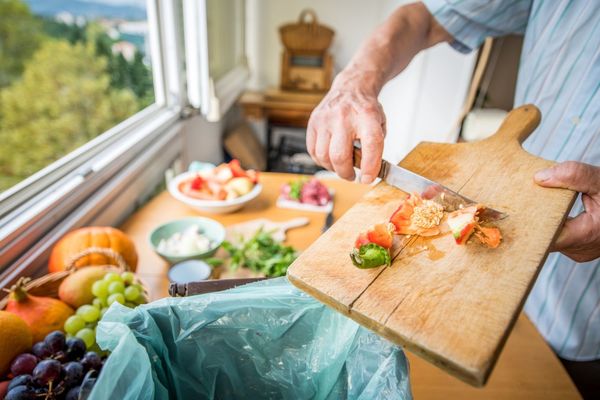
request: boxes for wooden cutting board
[287,105,576,387]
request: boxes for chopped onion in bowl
[157,225,213,255]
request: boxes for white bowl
[168,171,262,214]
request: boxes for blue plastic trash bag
[89,278,412,400]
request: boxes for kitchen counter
[120,172,580,399]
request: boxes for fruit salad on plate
[178,160,259,201]
[278,178,333,212]
[351,193,502,269]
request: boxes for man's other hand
[535,161,600,262]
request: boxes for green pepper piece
[349,243,391,269]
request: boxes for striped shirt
[423,0,600,361]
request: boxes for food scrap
[178,159,258,201]
[447,205,502,248]
[350,223,393,269]
[350,193,502,269]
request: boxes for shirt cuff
[422,0,486,54]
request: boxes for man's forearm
[334,2,451,95]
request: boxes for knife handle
[353,143,388,180]
[352,144,362,169]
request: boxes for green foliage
[0,40,139,189]
[0,0,43,87]
[39,16,86,44]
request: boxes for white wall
[245,0,477,163]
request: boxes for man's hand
[305,3,453,184]
[307,73,386,184]
[534,161,600,263]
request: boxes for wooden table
[120,172,579,399]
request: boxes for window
[0,0,187,277]
[206,0,246,81]
[183,0,248,121]
[0,0,155,193]
[0,0,247,280]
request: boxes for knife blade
[353,145,507,221]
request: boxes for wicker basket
[279,9,334,53]
[0,247,141,309]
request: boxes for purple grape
[4,385,36,400]
[81,352,102,372]
[31,386,49,397]
[7,375,32,392]
[54,350,68,363]
[44,331,66,353]
[63,362,84,388]
[32,359,62,386]
[65,337,86,361]
[31,342,52,359]
[65,386,81,400]
[10,354,38,376]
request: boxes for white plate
[168,171,262,214]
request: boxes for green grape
[108,281,125,294]
[77,305,100,323]
[92,298,105,309]
[107,293,125,306]
[100,307,109,318]
[125,302,137,308]
[76,328,96,348]
[103,272,123,283]
[91,280,109,298]
[121,271,135,284]
[124,285,140,302]
[64,315,85,335]
[135,293,149,305]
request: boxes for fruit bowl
[149,217,226,265]
[168,171,262,214]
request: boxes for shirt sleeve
[422,0,533,53]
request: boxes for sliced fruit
[246,170,259,184]
[190,176,204,190]
[228,159,247,178]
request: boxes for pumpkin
[48,226,138,273]
[5,278,73,343]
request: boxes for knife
[353,144,507,221]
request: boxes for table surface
[120,172,580,399]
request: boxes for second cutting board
[287,105,576,386]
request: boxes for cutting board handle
[490,104,541,145]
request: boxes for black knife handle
[169,278,268,297]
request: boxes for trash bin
[89,278,412,400]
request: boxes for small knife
[353,145,507,221]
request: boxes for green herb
[203,257,224,267]
[222,229,298,277]
[288,178,306,201]
[350,243,391,269]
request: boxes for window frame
[0,0,187,277]
[183,0,249,122]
